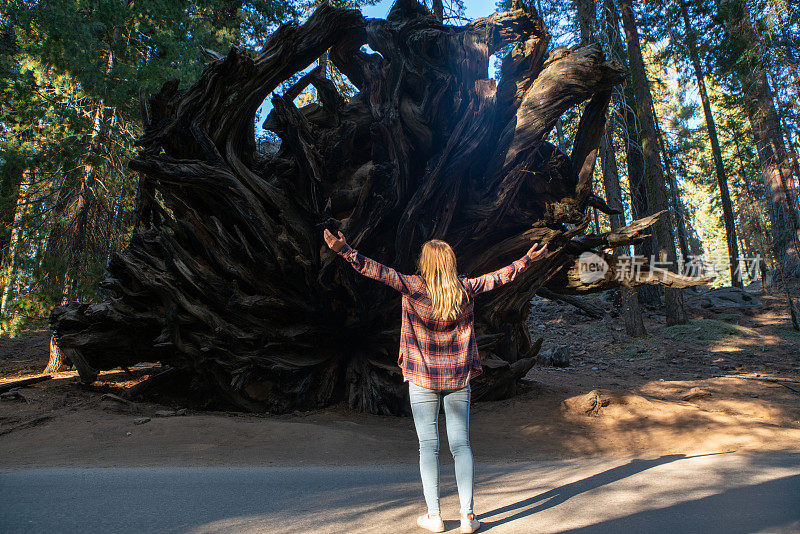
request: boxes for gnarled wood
[48,0,709,415]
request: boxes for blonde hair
[417,239,468,321]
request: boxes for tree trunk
[581,0,646,336]
[575,0,596,43]
[432,0,443,21]
[679,0,741,287]
[781,123,800,208]
[650,95,690,263]
[44,333,67,373]
[48,1,708,415]
[744,72,800,276]
[733,126,773,287]
[0,157,24,307]
[574,0,601,239]
[723,3,800,277]
[555,118,567,151]
[619,0,686,325]
[600,131,647,336]
[602,0,660,308]
[0,169,32,318]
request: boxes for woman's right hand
[323,228,347,253]
[526,241,548,261]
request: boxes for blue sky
[360,0,500,19]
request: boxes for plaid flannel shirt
[336,243,533,390]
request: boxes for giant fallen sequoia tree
[49,0,710,415]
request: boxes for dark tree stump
[48,0,710,415]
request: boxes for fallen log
[123,366,182,400]
[716,374,800,394]
[536,287,605,318]
[0,415,53,437]
[0,375,52,394]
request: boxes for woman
[323,229,548,533]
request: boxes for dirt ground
[1,288,799,468]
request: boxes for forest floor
[1,287,799,468]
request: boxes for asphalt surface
[2,452,799,533]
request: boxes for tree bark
[48,0,708,415]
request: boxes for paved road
[2,452,799,533]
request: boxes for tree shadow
[557,474,800,533]
[478,453,721,530]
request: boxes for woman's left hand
[323,229,347,252]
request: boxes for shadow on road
[558,474,800,533]
[479,452,800,533]
[479,454,691,530]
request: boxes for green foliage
[0,0,298,331]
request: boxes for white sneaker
[460,512,480,533]
[417,513,445,532]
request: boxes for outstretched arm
[463,242,549,294]
[324,229,416,294]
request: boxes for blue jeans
[408,381,474,515]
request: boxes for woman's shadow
[477,453,719,530]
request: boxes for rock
[154,409,177,417]
[536,345,570,368]
[744,280,763,293]
[99,393,132,404]
[563,389,633,416]
[699,286,762,309]
[99,393,139,414]
[682,388,711,401]
[133,417,151,425]
[598,290,617,304]
[0,391,30,403]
